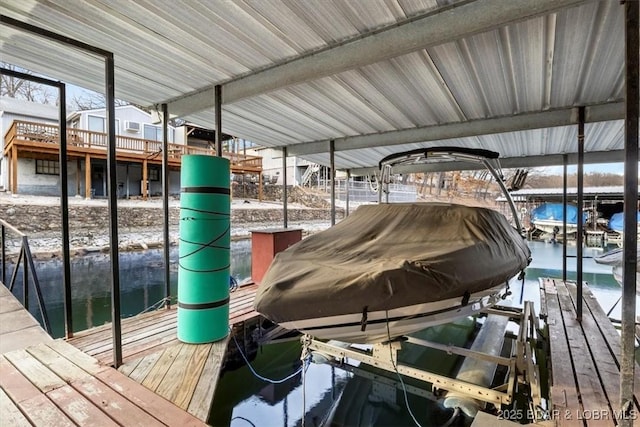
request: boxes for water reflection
[5,240,251,338]
[213,319,477,427]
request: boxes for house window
[143,124,174,142]
[88,115,105,132]
[148,167,160,181]
[87,115,120,134]
[36,159,59,175]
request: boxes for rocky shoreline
[1,193,341,261]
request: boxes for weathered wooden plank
[229,284,258,299]
[555,281,614,427]
[95,368,206,426]
[142,343,183,392]
[0,388,32,427]
[81,316,177,356]
[0,356,76,427]
[3,349,66,393]
[574,283,640,406]
[72,375,165,426]
[173,344,212,410]
[187,337,229,420]
[118,355,142,377]
[564,282,635,411]
[542,280,582,427]
[26,343,92,383]
[127,351,163,384]
[229,299,255,312]
[155,343,198,402]
[538,278,547,320]
[0,293,25,314]
[91,327,178,365]
[0,309,44,335]
[231,310,261,324]
[68,309,176,349]
[46,384,119,426]
[45,340,108,376]
[0,325,54,355]
[66,308,174,344]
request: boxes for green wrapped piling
[178,155,230,343]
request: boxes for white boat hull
[532,219,578,235]
[279,283,509,344]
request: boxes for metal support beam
[215,85,222,157]
[620,1,639,424]
[576,106,585,321]
[58,83,72,339]
[105,54,123,368]
[287,102,624,158]
[282,147,288,228]
[562,154,568,283]
[162,103,171,309]
[330,140,336,226]
[164,0,587,116]
[345,170,350,217]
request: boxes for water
[3,239,637,426]
[4,240,252,338]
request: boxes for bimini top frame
[378,146,523,233]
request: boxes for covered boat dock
[1,0,638,425]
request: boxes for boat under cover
[530,202,586,234]
[254,202,531,343]
[608,211,640,234]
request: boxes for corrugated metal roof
[0,0,629,171]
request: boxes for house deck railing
[4,120,262,171]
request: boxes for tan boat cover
[254,203,531,323]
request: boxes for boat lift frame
[302,301,547,421]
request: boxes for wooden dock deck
[0,340,206,426]
[540,278,640,426]
[67,283,261,422]
[0,283,53,354]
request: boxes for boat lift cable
[230,328,312,385]
[136,297,171,316]
[385,311,423,427]
[230,416,257,427]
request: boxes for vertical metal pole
[282,147,288,228]
[562,154,568,282]
[330,140,336,226]
[106,54,122,368]
[576,106,585,321]
[621,1,638,423]
[215,85,222,157]
[59,83,73,338]
[162,103,171,308]
[1,225,5,285]
[22,238,28,311]
[346,170,350,217]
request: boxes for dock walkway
[540,278,640,426]
[0,283,53,354]
[67,283,261,422]
[0,283,206,426]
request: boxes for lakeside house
[1,97,263,199]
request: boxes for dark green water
[4,240,635,426]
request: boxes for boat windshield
[377,146,523,234]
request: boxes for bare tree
[0,63,56,104]
[71,91,130,110]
